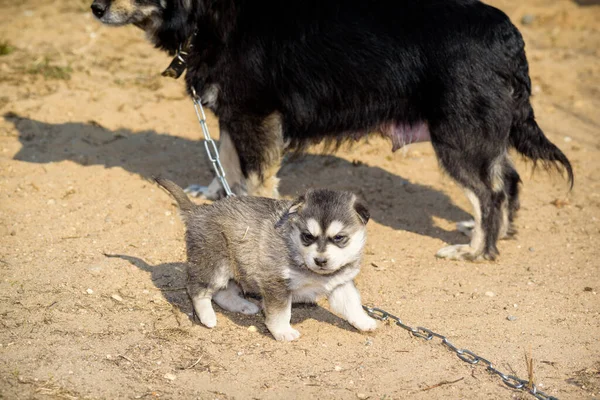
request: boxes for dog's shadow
[104,253,361,336]
[7,113,470,244]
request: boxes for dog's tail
[154,177,195,213]
[509,47,574,189]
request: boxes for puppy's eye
[300,232,316,244]
[332,235,347,244]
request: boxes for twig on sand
[183,357,203,370]
[421,377,464,391]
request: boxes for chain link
[363,306,558,400]
[190,87,235,198]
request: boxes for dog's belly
[380,122,431,152]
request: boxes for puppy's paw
[270,327,301,342]
[200,313,217,328]
[350,315,378,332]
[240,302,260,315]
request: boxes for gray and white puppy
[155,178,377,341]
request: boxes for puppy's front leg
[263,293,300,341]
[328,281,377,332]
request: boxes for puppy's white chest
[286,267,358,303]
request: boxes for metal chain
[190,87,235,197]
[362,306,558,400]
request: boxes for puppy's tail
[154,177,195,213]
[509,49,574,189]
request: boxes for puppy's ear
[354,199,370,225]
[275,195,305,228]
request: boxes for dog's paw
[270,327,301,342]
[184,184,224,200]
[456,220,475,238]
[436,245,491,261]
[350,315,378,332]
[240,302,260,315]
[200,313,217,328]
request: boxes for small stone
[10,230,16,236]
[529,247,535,252]
[47,199,56,205]
[356,393,369,400]
[164,373,176,381]
[507,315,517,321]
[86,288,94,295]
[365,338,373,346]
[334,365,342,371]
[111,294,123,302]
[563,136,572,143]
[521,14,535,25]
[142,289,149,294]
[485,291,495,297]
[247,325,258,333]
[584,287,593,292]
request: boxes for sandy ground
[0,0,599,399]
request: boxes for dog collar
[161,31,196,79]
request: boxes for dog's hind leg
[456,155,520,240]
[187,264,231,328]
[433,136,507,261]
[213,280,260,315]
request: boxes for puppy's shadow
[104,253,361,336]
[8,113,470,243]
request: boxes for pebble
[529,247,535,252]
[334,365,342,371]
[564,136,572,143]
[485,291,495,297]
[521,14,535,25]
[247,325,258,333]
[86,288,94,295]
[507,315,517,321]
[356,393,369,400]
[365,337,373,346]
[47,199,56,205]
[111,294,123,302]
[163,373,176,381]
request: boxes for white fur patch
[325,220,344,237]
[464,189,484,252]
[306,218,321,237]
[201,84,220,109]
[323,230,366,271]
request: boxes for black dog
[91,0,573,261]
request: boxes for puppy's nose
[91,2,107,18]
[314,257,328,267]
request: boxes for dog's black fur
[92,0,573,261]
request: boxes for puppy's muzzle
[314,257,328,267]
[91,1,107,18]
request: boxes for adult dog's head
[90,0,195,51]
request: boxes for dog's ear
[353,199,370,225]
[275,195,305,228]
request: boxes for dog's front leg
[186,124,246,200]
[328,281,377,332]
[263,292,299,341]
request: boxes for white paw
[456,220,475,238]
[184,184,224,200]
[240,302,260,315]
[350,315,378,332]
[201,315,217,328]
[270,327,301,342]
[436,244,478,261]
